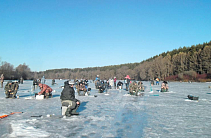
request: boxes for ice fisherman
[60,81,80,117]
[33,78,38,90]
[138,81,145,92]
[95,75,100,89]
[38,83,53,98]
[4,81,19,98]
[77,82,87,96]
[98,80,105,93]
[95,75,100,81]
[129,81,138,95]
[125,75,131,91]
[150,79,154,86]
[95,79,100,89]
[19,76,23,84]
[41,76,46,84]
[161,81,169,92]
[109,79,114,89]
[155,78,159,85]
[105,80,111,89]
[114,77,117,89]
[37,78,41,84]
[117,81,123,89]
[84,79,88,87]
[1,74,4,88]
[52,79,56,85]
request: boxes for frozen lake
[0,80,211,138]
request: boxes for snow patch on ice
[8,119,50,137]
[161,91,176,93]
[185,99,199,102]
[123,94,131,96]
[25,97,34,100]
[88,116,107,121]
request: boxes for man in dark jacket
[98,81,105,93]
[52,79,56,85]
[33,79,38,90]
[60,81,80,117]
[117,81,123,89]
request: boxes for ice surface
[0,80,211,137]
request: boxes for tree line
[1,41,211,81]
[0,62,31,80]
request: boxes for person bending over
[4,81,19,98]
[38,83,53,98]
[117,81,123,89]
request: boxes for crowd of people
[75,79,89,96]
[1,74,169,117]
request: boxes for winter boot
[5,92,9,98]
[71,105,79,115]
[45,93,50,99]
[65,108,72,117]
[12,94,17,99]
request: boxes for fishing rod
[0,112,23,119]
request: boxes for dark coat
[33,79,38,85]
[126,78,130,84]
[60,83,78,102]
[117,81,123,86]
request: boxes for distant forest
[1,41,211,82]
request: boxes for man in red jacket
[38,83,53,98]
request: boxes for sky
[0,0,211,72]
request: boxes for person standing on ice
[95,75,100,89]
[125,75,131,91]
[19,76,23,84]
[155,78,159,85]
[60,81,80,117]
[0,74,4,88]
[114,77,117,89]
[38,83,53,98]
[52,79,56,85]
[41,76,46,84]
[21,76,24,84]
[95,75,100,81]
[33,78,38,90]
[110,79,114,89]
